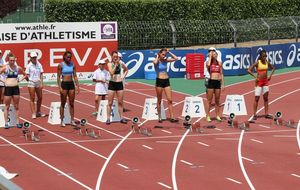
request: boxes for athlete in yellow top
[247,50,275,120]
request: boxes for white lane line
[251,139,263,144]
[216,138,239,140]
[296,119,300,151]
[226,177,242,184]
[243,87,300,190]
[273,135,296,138]
[172,129,190,190]
[214,128,223,131]
[259,124,271,129]
[156,141,179,144]
[157,182,172,189]
[0,136,93,190]
[2,128,295,148]
[142,145,153,150]
[242,157,254,162]
[96,131,132,190]
[172,76,300,190]
[197,141,210,147]
[161,130,172,134]
[238,130,254,189]
[19,117,108,160]
[291,173,300,178]
[117,163,129,169]
[180,160,193,166]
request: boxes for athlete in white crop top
[26,51,46,119]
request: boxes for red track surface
[0,71,299,190]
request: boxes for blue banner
[251,43,300,68]
[121,42,300,79]
[217,47,251,76]
[120,49,196,79]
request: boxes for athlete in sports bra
[106,51,128,125]
[57,51,80,127]
[0,53,26,128]
[248,49,275,120]
[205,48,224,122]
[153,48,179,123]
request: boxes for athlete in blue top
[153,48,179,123]
[57,51,80,127]
[0,53,26,128]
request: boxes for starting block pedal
[31,131,41,142]
[139,127,152,136]
[85,128,100,138]
[22,129,43,142]
[231,120,250,131]
[21,122,42,142]
[130,117,152,136]
[191,122,203,133]
[131,124,140,134]
[78,128,100,138]
[131,125,152,136]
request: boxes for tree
[0,0,21,18]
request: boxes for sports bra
[257,60,268,74]
[6,65,18,78]
[112,63,121,75]
[210,62,221,73]
[61,62,74,76]
[155,59,168,75]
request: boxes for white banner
[0,22,118,43]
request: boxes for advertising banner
[0,22,118,78]
[120,49,196,79]
[251,43,300,69]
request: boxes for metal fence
[0,2,45,23]
[1,13,299,49]
[119,16,300,50]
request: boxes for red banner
[0,41,117,73]
[0,22,118,75]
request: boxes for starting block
[182,97,206,118]
[139,127,152,136]
[75,119,100,138]
[48,102,71,125]
[97,100,120,122]
[230,120,250,131]
[85,128,100,138]
[78,127,101,138]
[142,98,166,120]
[131,124,152,136]
[275,118,297,128]
[131,117,152,136]
[273,111,297,128]
[191,122,203,133]
[0,104,17,128]
[21,122,43,142]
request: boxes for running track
[0,70,299,190]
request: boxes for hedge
[45,0,300,22]
[44,0,300,49]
